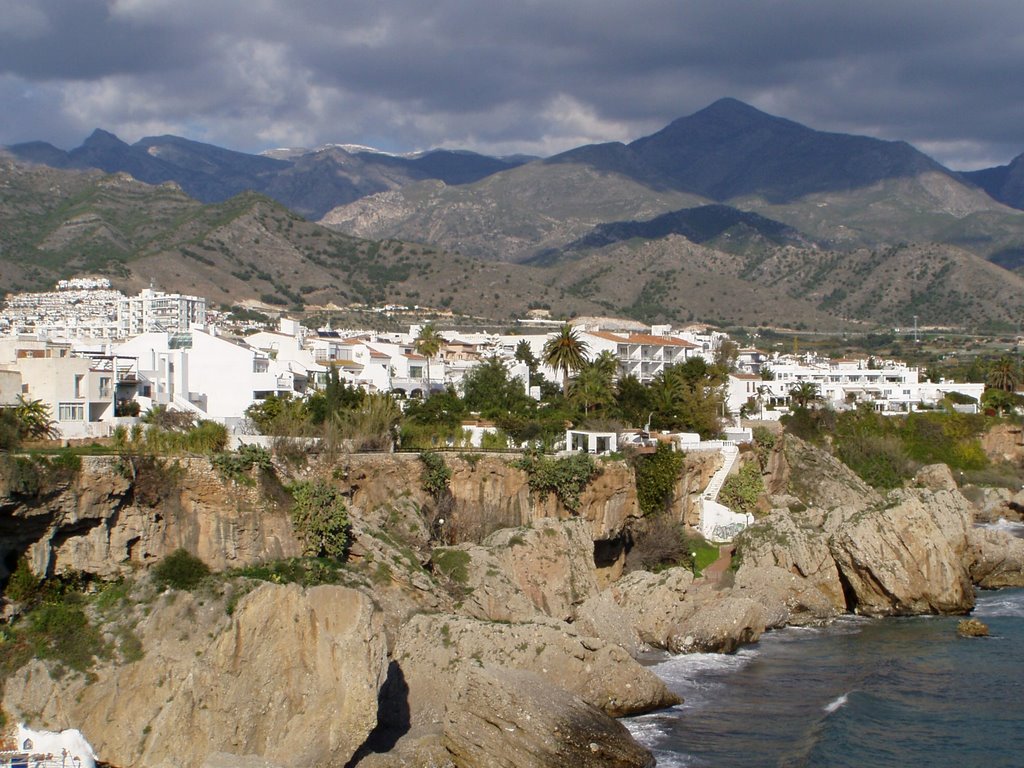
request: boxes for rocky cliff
[2,438,1023,768]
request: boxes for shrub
[633,442,685,516]
[27,598,107,673]
[512,450,601,512]
[626,515,692,573]
[289,480,351,559]
[211,443,273,483]
[836,433,911,489]
[3,556,39,603]
[419,451,451,497]
[719,460,765,516]
[432,548,471,583]
[152,549,211,592]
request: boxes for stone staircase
[698,443,753,543]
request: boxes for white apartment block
[728,356,985,416]
[117,288,207,336]
[583,331,701,383]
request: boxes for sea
[625,521,1024,768]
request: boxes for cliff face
[0,457,301,584]
[4,439,1023,768]
[4,583,388,768]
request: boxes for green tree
[789,381,822,409]
[543,324,590,396]
[987,356,1020,393]
[514,339,540,381]
[462,355,533,417]
[570,363,615,416]
[414,324,444,395]
[614,374,651,427]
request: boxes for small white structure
[565,429,617,455]
[14,723,97,768]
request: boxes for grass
[691,539,722,576]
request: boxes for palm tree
[414,324,444,396]
[789,381,821,409]
[987,356,1019,393]
[542,324,590,396]
[14,396,59,440]
[571,365,614,415]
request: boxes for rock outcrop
[968,526,1024,588]
[3,583,388,768]
[2,456,301,582]
[443,668,656,768]
[392,613,679,722]
[828,487,975,616]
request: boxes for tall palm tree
[414,324,444,396]
[987,356,1020,393]
[543,324,590,397]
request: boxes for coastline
[626,585,1024,767]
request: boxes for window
[58,402,84,421]
[99,377,112,399]
[74,374,85,398]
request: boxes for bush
[211,443,273,483]
[836,433,911,489]
[289,480,351,559]
[432,548,471,583]
[633,442,685,516]
[27,598,107,673]
[3,556,39,603]
[719,460,765,516]
[512,450,601,512]
[152,549,211,592]
[420,450,451,497]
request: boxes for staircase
[698,443,753,543]
[702,443,739,501]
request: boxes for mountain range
[7,131,527,220]
[5,98,1024,330]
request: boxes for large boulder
[443,668,656,768]
[599,568,696,649]
[771,435,882,515]
[733,509,846,613]
[732,564,843,627]
[828,488,975,616]
[391,613,679,722]
[666,596,767,654]
[475,518,601,622]
[4,583,388,768]
[968,526,1024,588]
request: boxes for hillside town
[0,279,985,444]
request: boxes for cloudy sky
[1,0,1022,169]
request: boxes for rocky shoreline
[2,435,1024,767]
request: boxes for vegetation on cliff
[782,404,998,489]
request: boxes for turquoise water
[626,538,1024,767]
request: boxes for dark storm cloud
[0,0,1022,168]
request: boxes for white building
[114,328,306,423]
[117,288,207,336]
[728,356,985,416]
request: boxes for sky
[1,0,1022,170]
